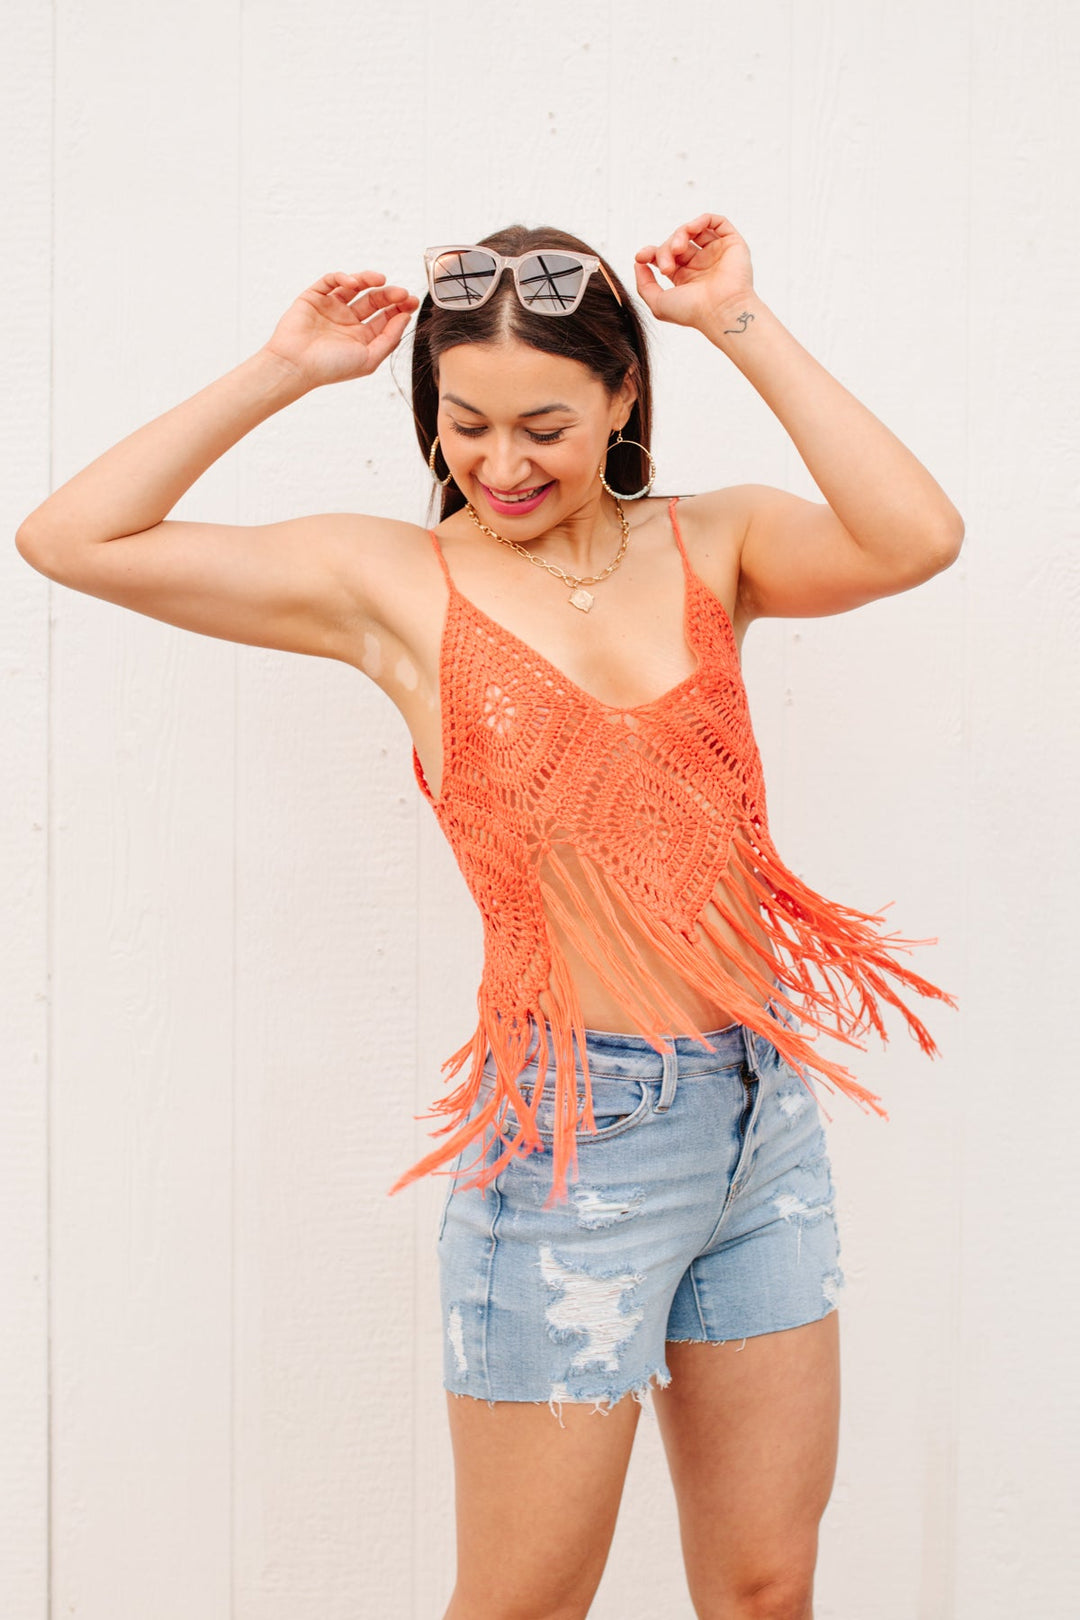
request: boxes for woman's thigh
[653,1312,840,1616]
[652,1021,845,1609]
[443,1389,642,1619]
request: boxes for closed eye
[448,422,566,444]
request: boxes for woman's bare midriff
[536,942,762,1038]
[535,842,780,1038]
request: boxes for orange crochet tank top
[392,495,956,1208]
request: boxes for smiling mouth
[484,481,553,502]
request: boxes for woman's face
[434,339,635,528]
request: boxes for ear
[613,367,639,431]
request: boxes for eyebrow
[443,393,576,418]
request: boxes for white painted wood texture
[3,1,1077,1616]
[1,8,52,1620]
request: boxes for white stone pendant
[569,587,594,612]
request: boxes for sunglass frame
[423,244,623,315]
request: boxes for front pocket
[482,1068,652,1143]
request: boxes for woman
[16,213,961,1619]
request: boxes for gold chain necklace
[464,499,629,613]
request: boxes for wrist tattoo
[722,310,756,335]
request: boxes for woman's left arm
[634,214,965,619]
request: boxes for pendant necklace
[465,499,630,613]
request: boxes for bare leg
[442,1387,644,1619]
[654,1311,840,1620]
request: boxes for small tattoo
[723,310,755,335]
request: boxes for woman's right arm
[13,269,419,663]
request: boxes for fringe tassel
[727,827,959,1050]
[388,810,956,1206]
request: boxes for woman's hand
[633,215,755,330]
[260,270,419,389]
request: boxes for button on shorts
[436,990,845,1419]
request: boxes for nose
[478,435,537,493]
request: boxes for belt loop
[654,1038,678,1113]
[741,1020,762,1083]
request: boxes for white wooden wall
[3,1,1077,1615]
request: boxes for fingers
[360,297,418,342]
[636,214,736,277]
[667,212,733,251]
[632,258,662,313]
[311,269,386,297]
[309,271,419,315]
[658,232,704,277]
[678,211,732,238]
[363,307,413,369]
[636,235,693,278]
[361,304,399,338]
[346,281,418,319]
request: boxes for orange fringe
[388,813,957,1210]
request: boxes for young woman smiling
[16,214,962,1619]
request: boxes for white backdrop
[3,1,1077,1616]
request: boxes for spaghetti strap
[667,494,692,569]
[426,527,454,590]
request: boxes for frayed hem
[444,1364,673,1427]
[665,1300,842,1350]
[667,1334,750,1351]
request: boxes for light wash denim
[436,989,845,1421]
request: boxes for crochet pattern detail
[393,496,956,1207]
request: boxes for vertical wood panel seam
[605,0,612,253]
[231,4,243,1615]
[414,12,432,1609]
[782,0,794,848]
[47,5,57,1618]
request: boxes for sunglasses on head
[423,244,623,316]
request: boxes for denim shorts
[436,992,846,1421]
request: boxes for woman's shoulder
[666,486,750,529]
[657,487,748,603]
[333,510,439,569]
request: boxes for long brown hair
[411,225,654,522]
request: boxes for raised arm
[14,270,419,661]
[634,214,965,621]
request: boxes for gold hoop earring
[598,431,656,500]
[428,434,453,487]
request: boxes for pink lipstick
[480,480,554,517]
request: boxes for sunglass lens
[430,249,498,307]
[517,253,586,313]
